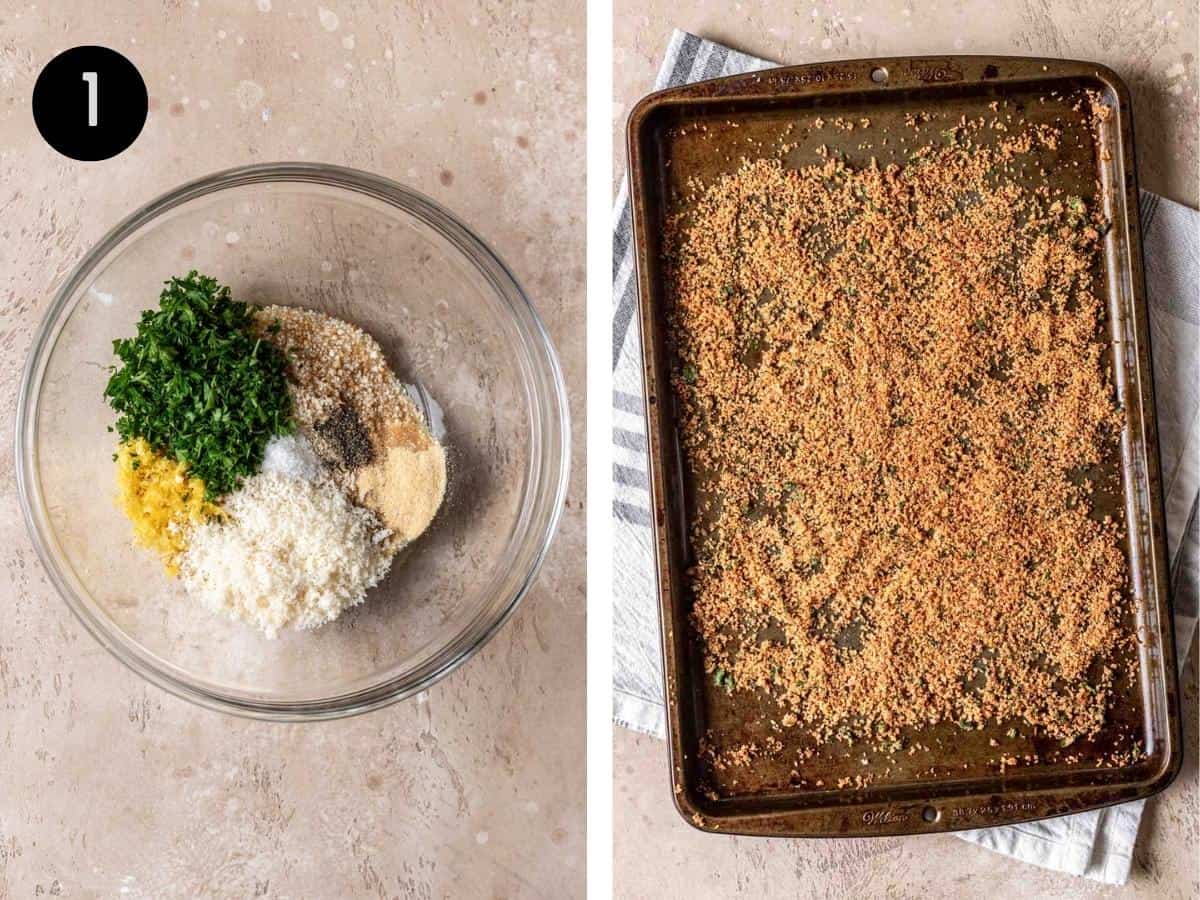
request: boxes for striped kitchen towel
[612,30,1199,886]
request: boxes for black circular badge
[33,46,148,161]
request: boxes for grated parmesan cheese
[178,471,392,637]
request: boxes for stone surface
[613,0,1199,206]
[0,2,583,898]
[613,2,1198,897]
[615,636,1198,899]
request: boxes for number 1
[82,71,97,127]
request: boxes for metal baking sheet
[627,55,1181,837]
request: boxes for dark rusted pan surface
[627,55,1181,837]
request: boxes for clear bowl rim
[14,161,571,721]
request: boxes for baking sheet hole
[922,805,940,823]
[870,67,889,84]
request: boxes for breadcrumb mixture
[667,113,1131,765]
[255,305,429,482]
[255,306,447,548]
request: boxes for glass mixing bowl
[15,163,570,720]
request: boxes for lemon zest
[115,438,221,575]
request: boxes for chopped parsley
[713,667,734,693]
[104,271,294,499]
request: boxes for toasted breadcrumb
[668,105,1134,780]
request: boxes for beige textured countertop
[613,2,1198,897]
[613,1,1198,206]
[0,2,583,898]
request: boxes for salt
[261,433,325,482]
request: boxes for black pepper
[314,403,374,469]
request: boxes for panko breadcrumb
[667,107,1133,776]
[255,305,426,461]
